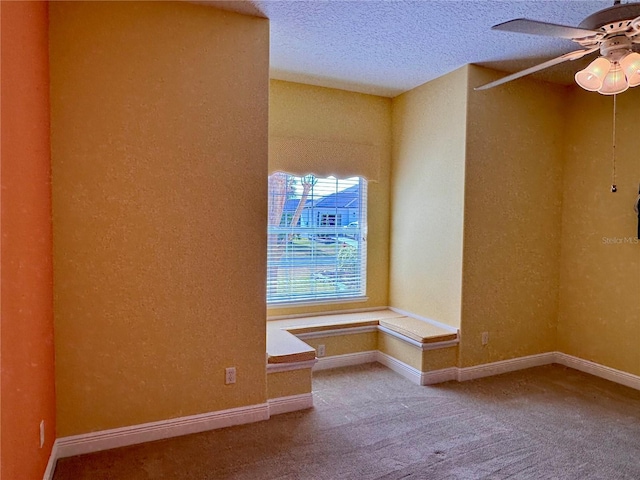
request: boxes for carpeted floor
[53,363,640,479]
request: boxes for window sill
[267,296,369,310]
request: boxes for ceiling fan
[476,1,640,94]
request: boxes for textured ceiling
[207,0,623,97]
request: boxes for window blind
[269,136,381,183]
[267,173,367,305]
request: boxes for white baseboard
[43,350,640,480]
[455,352,640,392]
[313,351,377,371]
[374,352,457,386]
[457,352,556,382]
[375,351,423,385]
[421,367,458,385]
[374,350,640,389]
[554,352,640,391]
[268,393,314,416]
[301,349,640,393]
[42,442,58,480]
[55,403,270,460]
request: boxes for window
[267,173,367,305]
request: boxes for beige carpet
[53,363,640,479]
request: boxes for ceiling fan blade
[493,19,601,40]
[474,47,598,91]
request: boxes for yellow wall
[377,334,422,370]
[558,87,640,374]
[303,332,377,357]
[45,0,640,442]
[390,65,565,367]
[459,66,565,367]
[268,80,392,316]
[50,2,269,436]
[391,64,638,373]
[389,67,468,328]
[422,348,458,372]
[267,370,313,399]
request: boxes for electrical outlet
[317,344,326,357]
[481,332,489,346]
[225,367,236,385]
[39,420,45,448]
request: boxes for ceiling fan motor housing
[601,35,634,61]
[578,3,640,31]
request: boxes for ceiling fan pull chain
[611,94,617,193]
[635,185,640,240]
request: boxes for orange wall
[1,2,56,479]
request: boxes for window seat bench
[266,327,317,364]
[267,309,457,362]
[265,309,459,414]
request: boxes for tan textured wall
[377,334,422,371]
[422,348,458,372]
[268,80,392,316]
[303,332,377,357]
[50,2,269,436]
[267,370,313,399]
[389,67,468,328]
[459,66,565,368]
[558,88,640,374]
[377,334,458,372]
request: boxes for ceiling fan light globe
[574,70,603,91]
[627,73,640,88]
[598,65,629,95]
[620,52,640,87]
[575,57,611,91]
